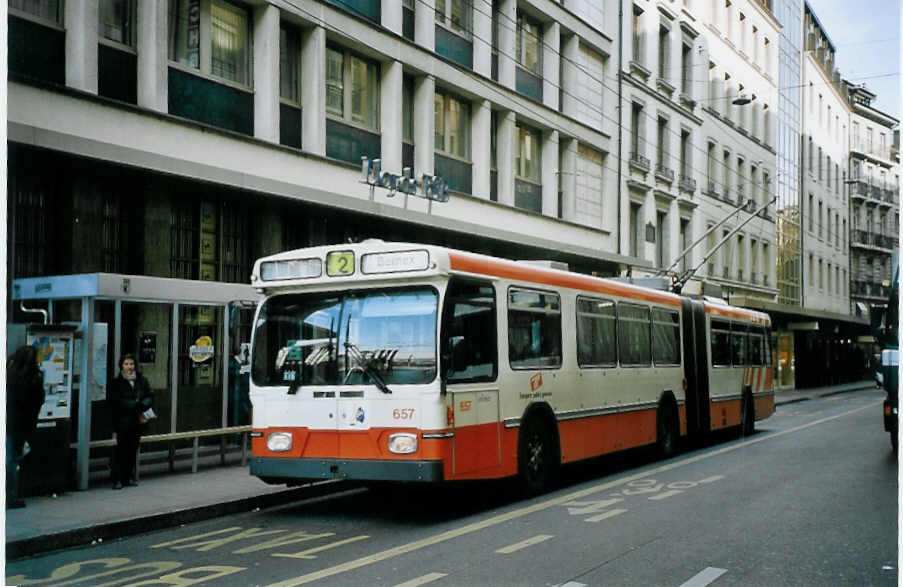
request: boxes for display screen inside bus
[251,287,438,388]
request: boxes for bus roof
[252,241,771,324]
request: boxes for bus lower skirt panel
[251,457,445,482]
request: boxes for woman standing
[109,354,153,489]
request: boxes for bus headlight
[266,432,293,452]
[388,433,418,454]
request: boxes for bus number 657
[393,408,415,420]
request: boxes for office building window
[576,144,604,228]
[658,24,669,79]
[632,5,643,63]
[434,90,471,160]
[435,0,472,38]
[10,0,60,22]
[631,102,644,157]
[169,0,251,86]
[681,42,692,94]
[516,13,542,76]
[326,46,379,131]
[100,0,136,46]
[630,203,642,258]
[280,25,302,104]
[515,123,541,183]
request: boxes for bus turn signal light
[446,405,454,426]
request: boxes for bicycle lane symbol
[560,475,725,522]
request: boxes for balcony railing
[851,230,897,250]
[679,175,696,193]
[655,163,674,182]
[630,152,650,172]
[704,181,719,198]
[851,280,891,298]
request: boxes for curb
[774,383,876,406]
[6,481,346,561]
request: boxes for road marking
[678,567,727,587]
[271,535,369,559]
[564,498,624,515]
[585,508,628,522]
[558,582,587,587]
[495,534,555,554]
[697,475,725,484]
[265,400,880,587]
[393,572,447,586]
[648,490,683,501]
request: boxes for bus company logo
[459,400,472,412]
[530,373,543,392]
[355,406,365,424]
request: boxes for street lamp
[732,93,756,106]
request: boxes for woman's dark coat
[108,373,153,431]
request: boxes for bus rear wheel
[518,416,559,496]
[741,391,755,437]
[656,402,678,459]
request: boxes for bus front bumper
[251,457,445,483]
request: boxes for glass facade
[774,0,803,306]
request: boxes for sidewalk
[5,380,878,560]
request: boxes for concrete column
[560,138,579,222]
[415,0,436,51]
[498,0,516,89]
[668,200,680,269]
[382,0,402,36]
[65,0,99,93]
[542,130,559,217]
[497,110,516,206]
[414,75,436,178]
[542,22,560,111]
[472,99,492,200]
[381,60,404,174]
[473,0,492,77]
[302,26,327,157]
[253,5,280,143]
[560,34,579,120]
[137,0,168,111]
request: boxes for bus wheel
[518,416,559,495]
[741,391,755,437]
[656,401,678,459]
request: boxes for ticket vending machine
[23,324,78,495]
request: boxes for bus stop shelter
[11,273,261,490]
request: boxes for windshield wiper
[343,338,393,395]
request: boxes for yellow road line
[495,534,555,554]
[266,399,881,586]
[393,572,448,587]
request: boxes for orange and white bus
[248,241,774,493]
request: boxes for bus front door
[450,388,500,477]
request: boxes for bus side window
[576,297,616,367]
[651,308,680,366]
[748,327,764,366]
[508,288,562,369]
[442,280,498,383]
[764,328,773,366]
[730,323,748,366]
[618,303,651,367]
[711,320,731,367]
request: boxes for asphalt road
[7,388,897,586]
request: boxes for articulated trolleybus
[249,241,774,493]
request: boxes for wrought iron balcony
[704,181,719,198]
[630,152,650,172]
[655,163,674,182]
[679,175,697,193]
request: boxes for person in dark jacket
[108,354,153,489]
[6,345,45,508]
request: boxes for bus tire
[518,412,559,496]
[741,390,755,437]
[656,399,679,459]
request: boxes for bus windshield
[252,287,438,389]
